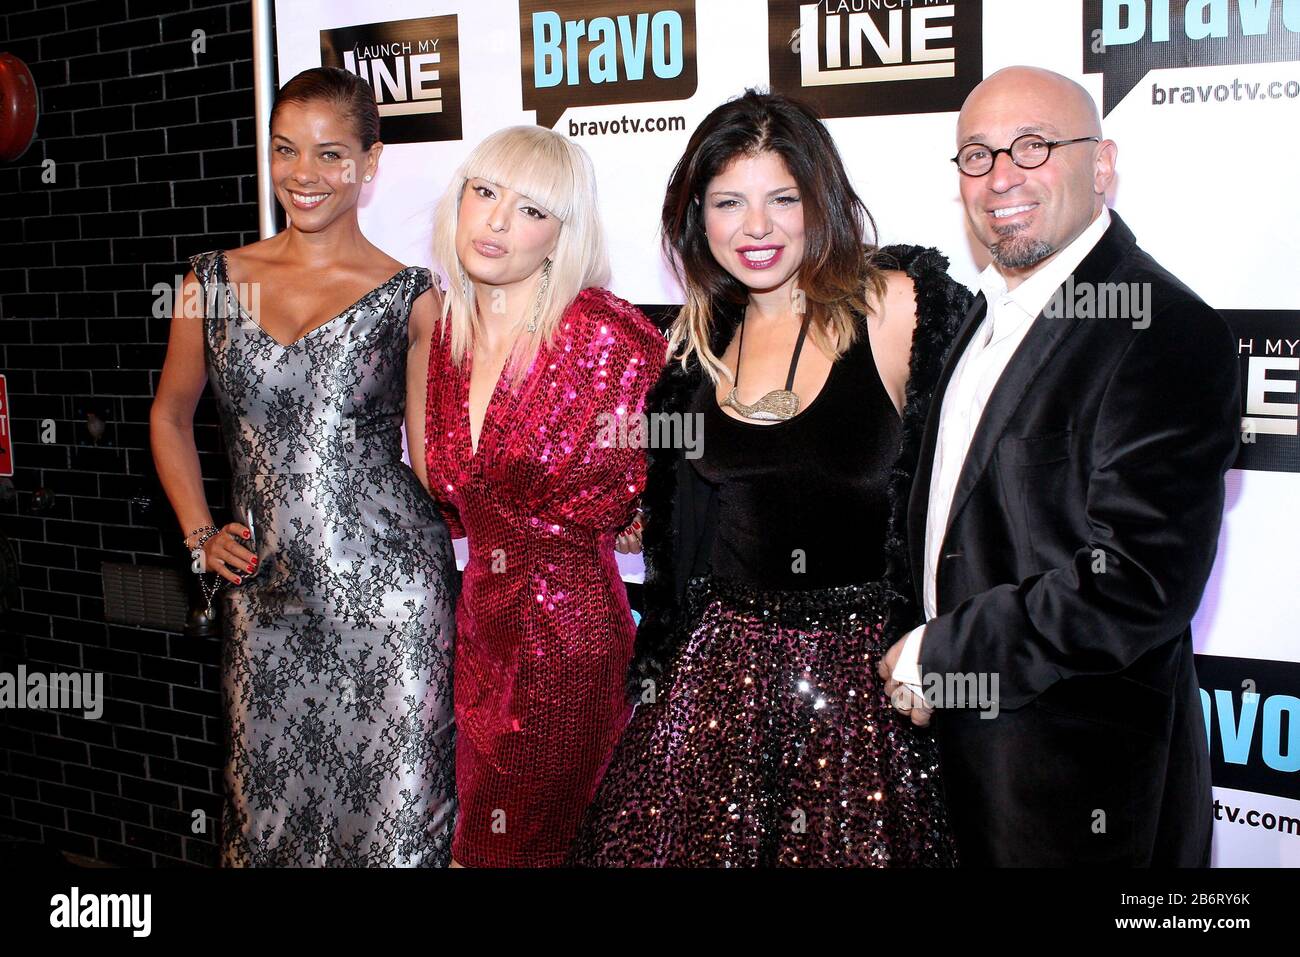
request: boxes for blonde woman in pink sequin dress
[423,126,665,867]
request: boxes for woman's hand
[614,511,644,554]
[199,523,258,584]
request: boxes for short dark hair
[271,67,381,150]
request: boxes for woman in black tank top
[570,91,971,867]
[692,312,900,590]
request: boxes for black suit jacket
[908,212,1240,866]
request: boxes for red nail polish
[243,530,251,539]
[246,564,255,572]
[234,576,242,585]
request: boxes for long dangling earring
[527,258,551,333]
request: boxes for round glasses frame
[952,134,1100,177]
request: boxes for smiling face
[270,99,380,230]
[454,177,561,288]
[702,150,806,295]
[956,68,1115,281]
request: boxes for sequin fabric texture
[192,250,458,867]
[570,577,957,867]
[424,287,666,867]
[570,313,957,867]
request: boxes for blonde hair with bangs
[433,126,610,383]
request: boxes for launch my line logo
[520,1,698,128]
[321,15,463,143]
[1228,310,1300,474]
[1084,0,1300,115]
[767,0,984,118]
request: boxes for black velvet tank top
[688,320,901,591]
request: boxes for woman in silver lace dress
[151,68,456,866]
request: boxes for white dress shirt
[893,207,1112,697]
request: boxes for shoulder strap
[184,250,227,322]
[784,312,813,391]
[188,249,221,288]
[410,266,435,299]
[734,309,815,391]
[733,315,746,381]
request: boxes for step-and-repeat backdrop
[272,0,1300,866]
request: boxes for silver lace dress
[189,250,457,867]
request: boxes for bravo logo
[1083,0,1300,115]
[1202,690,1300,769]
[520,2,698,128]
[1196,655,1300,801]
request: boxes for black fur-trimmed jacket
[626,244,974,698]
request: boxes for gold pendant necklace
[721,310,813,422]
[720,384,800,421]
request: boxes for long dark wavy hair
[661,88,886,382]
[271,67,381,151]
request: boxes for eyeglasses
[952,134,1100,177]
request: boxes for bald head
[959,67,1102,146]
[954,66,1115,285]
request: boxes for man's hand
[879,637,933,728]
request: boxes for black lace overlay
[190,250,458,867]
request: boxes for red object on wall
[0,53,38,162]
[0,375,12,477]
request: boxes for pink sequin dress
[424,287,665,867]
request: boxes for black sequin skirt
[569,576,957,867]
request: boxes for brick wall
[0,0,265,867]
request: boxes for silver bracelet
[185,526,225,614]
[184,524,218,550]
